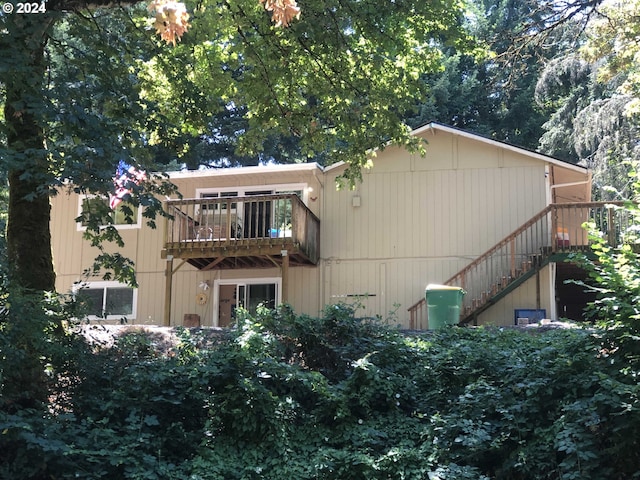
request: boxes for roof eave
[415,122,588,174]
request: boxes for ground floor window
[73,281,137,321]
[215,278,281,327]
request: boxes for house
[51,122,621,328]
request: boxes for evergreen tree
[536,0,640,199]
[407,0,554,150]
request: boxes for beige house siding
[319,128,551,323]
[51,166,324,326]
[474,265,554,327]
[50,124,590,328]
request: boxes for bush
[2,303,640,479]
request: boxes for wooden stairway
[408,202,628,329]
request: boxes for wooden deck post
[510,238,516,278]
[164,255,173,327]
[281,249,289,304]
[551,208,558,253]
[607,206,616,246]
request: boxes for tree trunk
[3,15,56,292]
[0,15,57,411]
[6,173,56,292]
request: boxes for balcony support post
[164,255,174,327]
[281,249,289,304]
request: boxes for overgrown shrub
[2,302,640,479]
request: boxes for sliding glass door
[216,279,280,326]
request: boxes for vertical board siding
[51,194,84,280]
[288,266,322,318]
[477,275,539,327]
[50,129,584,328]
[320,129,550,326]
[474,265,554,327]
[323,166,547,262]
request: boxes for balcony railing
[408,202,631,328]
[162,194,320,267]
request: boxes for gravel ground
[79,324,229,354]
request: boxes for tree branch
[46,0,142,12]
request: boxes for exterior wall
[476,264,554,327]
[50,125,589,328]
[161,265,321,326]
[320,128,550,325]
[52,188,167,324]
[51,166,323,326]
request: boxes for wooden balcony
[408,202,631,329]
[161,194,320,270]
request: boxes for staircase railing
[408,202,629,328]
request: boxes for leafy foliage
[568,167,640,370]
[3,303,640,479]
[0,0,477,293]
[536,0,640,199]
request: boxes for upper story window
[200,191,239,212]
[194,185,307,239]
[195,185,307,203]
[77,196,141,230]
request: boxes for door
[218,284,237,327]
[244,190,272,238]
[243,283,277,312]
[215,281,280,326]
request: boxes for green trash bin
[426,284,465,330]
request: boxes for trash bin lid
[426,284,463,291]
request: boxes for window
[238,283,278,313]
[78,196,141,230]
[196,185,307,206]
[273,189,303,236]
[73,282,137,320]
[196,185,307,239]
[200,191,238,212]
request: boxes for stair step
[455,236,559,324]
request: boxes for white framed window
[77,195,142,231]
[199,190,239,212]
[195,184,308,204]
[196,185,307,240]
[72,281,137,321]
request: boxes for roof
[324,122,589,175]
[167,161,324,179]
[164,122,588,177]
[413,122,588,174]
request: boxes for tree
[0,0,474,409]
[535,0,640,198]
[0,0,474,295]
[407,0,544,148]
[150,102,326,169]
[570,165,640,371]
[407,0,606,152]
